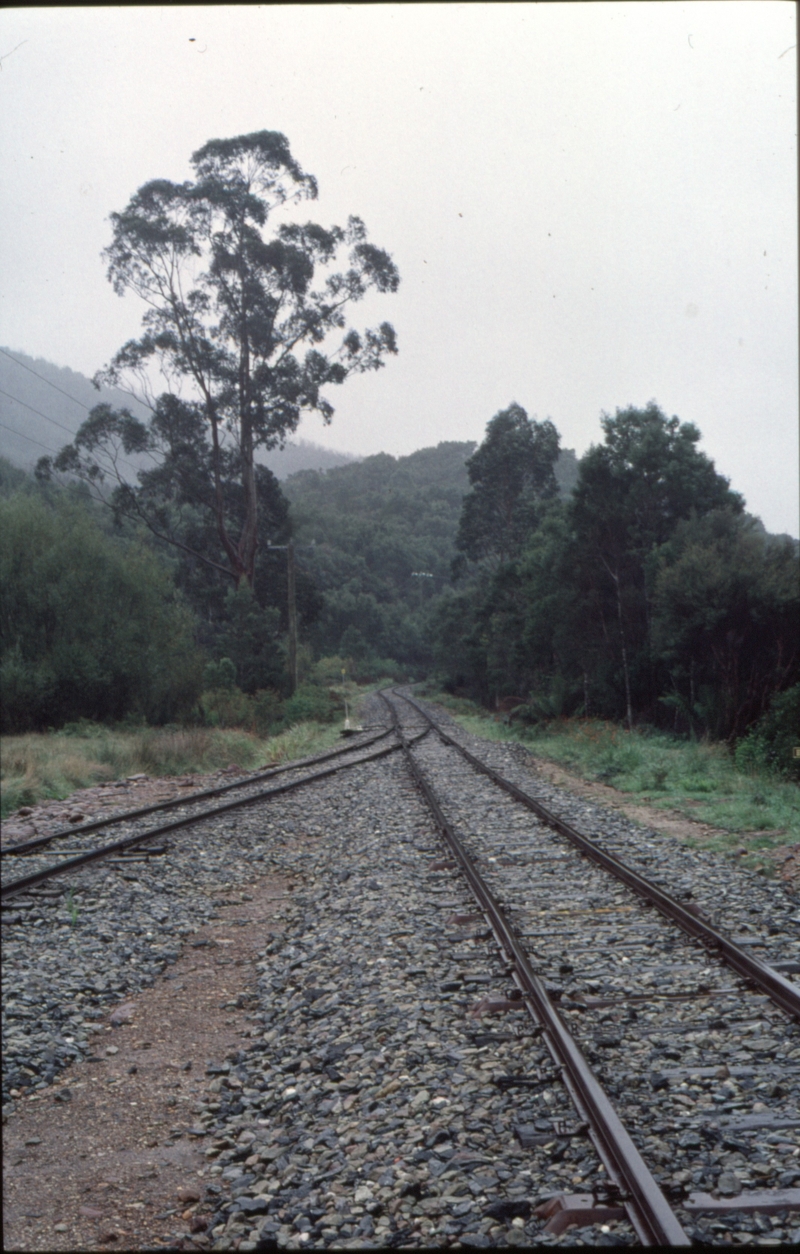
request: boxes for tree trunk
[208,404,245,582]
[239,412,259,586]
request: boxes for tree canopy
[431,400,797,741]
[38,130,400,587]
[456,404,560,566]
[0,492,201,731]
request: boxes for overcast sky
[1,3,797,534]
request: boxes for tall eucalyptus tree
[39,131,400,587]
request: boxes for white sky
[1,3,797,534]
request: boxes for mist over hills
[0,347,150,470]
[0,348,359,480]
[0,348,580,490]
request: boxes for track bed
[2,690,798,1249]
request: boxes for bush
[735,684,800,781]
[280,683,343,727]
[0,493,203,731]
[247,689,278,733]
[203,658,237,691]
[199,686,255,730]
[310,656,350,685]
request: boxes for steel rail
[398,691,800,1023]
[2,726,394,859]
[1,729,429,901]
[380,692,689,1246]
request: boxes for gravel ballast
[3,690,799,1249]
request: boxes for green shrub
[310,656,350,685]
[203,657,237,691]
[280,683,343,727]
[0,494,203,731]
[199,686,254,729]
[252,689,283,734]
[735,684,800,781]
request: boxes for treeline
[431,402,799,770]
[2,395,797,779]
[0,432,579,734]
[0,460,336,735]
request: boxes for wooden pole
[287,539,298,695]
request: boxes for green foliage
[432,693,799,847]
[735,684,800,781]
[214,587,283,691]
[456,403,560,565]
[199,686,260,730]
[280,683,342,728]
[0,724,268,818]
[203,657,237,691]
[0,456,28,497]
[39,130,399,588]
[0,492,203,732]
[432,401,790,744]
[309,655,350,684]
[286,441,476,670]
[653,512,799,739]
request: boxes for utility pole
[287,539,298,696]
[266,539,312,696]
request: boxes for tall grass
[0,718,344,818]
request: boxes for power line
[0,346,97,413]
[0,385,79,438]
[0,346,153,418]
[0,388,143,477]
[0,419,59,456]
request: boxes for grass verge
[423,690,799,871]
[1,718,345,819]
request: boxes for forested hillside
[286,442,474,670]
[1,358,795,779]
[284,441,580,670]
[0,348,358,481]
[0,348,150,470]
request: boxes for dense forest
[2,392,797,780]
[431,403,798,758]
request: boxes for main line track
[393,690,800,1024]
[381,690,689,1245]
[380,688,800,1243]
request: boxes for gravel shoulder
[2,873,290,1252]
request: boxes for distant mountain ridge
[0,347,151,470]
[0,348,577,491]
[0,348,359,479]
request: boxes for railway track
[0,723,428,903]
[3,689,799,1248]
[380,689,800,1243]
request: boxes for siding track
[1,724,427,902]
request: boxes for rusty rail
[398,691,800,1024]
[381,692,690,1246]
[2,726,395,859]
[2,727,427,901]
